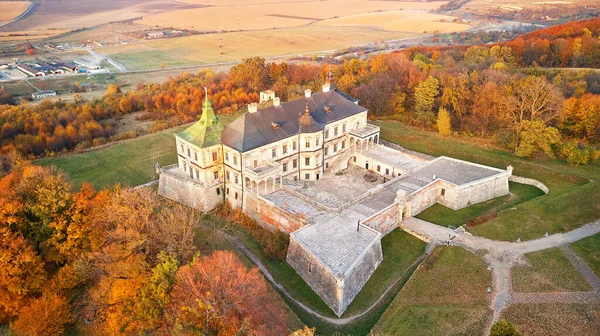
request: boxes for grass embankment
[416,182,545,228]
[501,303,600,336]
[373,246,492,335]
[374,121,600,241]
[571,233,600,278]
[36,113,240,191]
[512,248,591,292]
[236,227,426,335]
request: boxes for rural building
[17,64,44,77]
[157,69,512,316]
[146,31,166,39]
[32,90,56,99]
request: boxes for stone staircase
[327,149,357,175]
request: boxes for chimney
[273,97,280,107]
[322,82,330,93]
[432,174,436,180]
[248,102,258,113]
[305,89,312,98]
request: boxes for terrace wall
[243,192,308,233]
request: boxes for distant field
[99,26,416,70]
[0,1,30,23]
[315,9,470,33]
[135,0,447,31]
[459,0,597,15]
[0,29,69,41]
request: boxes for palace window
[333,144,338,152]
[377,165,381,172]
[212,151,218,161]
[316,137,320,147]
[272,148,277,158]
[214,171,219,180]
[283,144,288,155]
[195,169,199,179]
[341,141,345,149]
[233,156,238,165]
[305,157,310,166]
[325,129,329,139]
[235,192,239,200]
[194,152,198,161]
[293,159,297,168]
[183,162,187,171]
[283,163,288,172]
[305,139,310,148]
[441,188,446,197]
[294,176,298,181]
[334,126,338,137]
[342,123,346,133]
[235,174,239,184]
[305,173,310,180]
[180,144,184,153]
[293,141,297,150]
[386,168,390,175]
[226,171,230,180]
[187,148,191,157]
[225,152,229,162]
[216,188,221,195]
[324,147,328,156]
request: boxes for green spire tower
[176,87,223,148]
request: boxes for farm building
[32,90,57,99]
[17,64,45,77]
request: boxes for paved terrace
[363,145,428,173]
[411,157,505,186]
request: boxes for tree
[515,120,560,158]
[500,76,563,148]
[10,294,72,336]
[0,227,47,322]
[489,319,522,336]
[414,76,440,126]
[436,108,452,136]
[229,57,269,92]
[169,250,287,335]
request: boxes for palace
[157,70,513,316]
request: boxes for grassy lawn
[501,303,600,336]
[416,182,545,228]
[512,248,592,292]
[234,227,426,335]
[35,113,240,191]
[373,246,492,336]
[571,233,600,278]
[374,120,600,241]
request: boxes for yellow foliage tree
[436,108,452,136]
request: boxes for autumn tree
[414,76,440,126]
[10,294,72,336]
[230,57,269,92]
[515,120,561,158]
[437,107,452,136]
[0,227,47,322]
[169,250,287,335]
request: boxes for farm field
[135,0,447,32]
[0,1,31,23]
[315,9,470,33]
[0,0,199,33]
[374,120,600,242]
[501,303,600,336]
[99,26,416,70]
[457,0,597,16]
[373,246,492,335]
[511,248,591,293]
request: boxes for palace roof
[176,96,223,149]
[221,89,366,152]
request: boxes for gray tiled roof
[412,157,504,186]
[221,90,366,152]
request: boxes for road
[86,48,128,73]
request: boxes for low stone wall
[158,170,219,211]
[509,175,549,194]
[362,202,400,235]
[244,192,309,233]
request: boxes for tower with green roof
[170,88,224,209]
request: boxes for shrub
[489,319,521,336]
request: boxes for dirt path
[401,218,600,334]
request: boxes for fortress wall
[158,172,220,211]
[286,237,342,315]
[243,192,308,233]
[340,239,383,316]
[409,182,440,216]
[509,175,549,194]
[362,202,401,235]
[442,174,510,210]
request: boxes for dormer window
[271,122,280,130]
[324,106,331,112]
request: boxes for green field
[416,182,545,228]
[501,303,600,336]
[512,248,591,292]
[373,246,492,335]
[374,120,600,241]
[571,233,600,278]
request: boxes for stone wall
[158,170,220,211]
[243,192,308,233]
[339,238,383,315]
[442,174,510,210]
[509,175,549,194]
[409,181,440,216]
[362,202,400,234]
[286,237,341,314]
